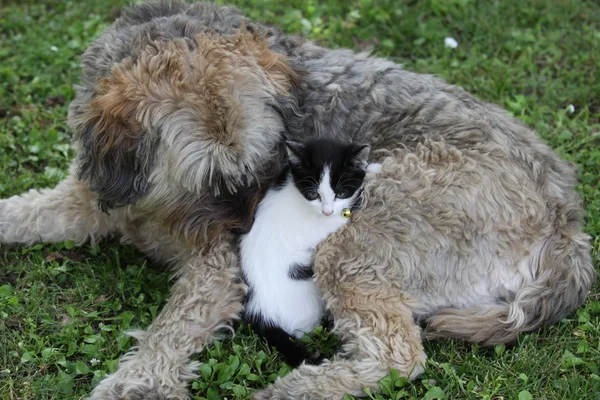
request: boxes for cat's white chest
[240,184,348,337]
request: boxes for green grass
[1,0,599,399]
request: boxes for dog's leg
[254,290,426,400]
[0,171,119,246]
[87,238,246,400]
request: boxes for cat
[240,138,380,366]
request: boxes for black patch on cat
[286,139,369,201]
[244,313,323,367]
[288,263,314,280]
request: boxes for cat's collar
[342,188,365,218]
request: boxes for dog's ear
[69,77,156,212]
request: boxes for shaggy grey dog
[0,1,594,399]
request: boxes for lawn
[1,0,599,399]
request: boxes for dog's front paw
[253,386,289,400]
[87,369,187,400]
[254,386,323,400]
[0,200,12,244]
[404,349,427,381]
[87,375,163,400]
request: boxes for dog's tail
[425,229,595,345]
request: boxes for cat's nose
[322,207,333,216]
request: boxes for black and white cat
[240,138,381,366]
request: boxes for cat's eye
[336,190,350,199]
[305,191,319,200]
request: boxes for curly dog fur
[0,1,594,399]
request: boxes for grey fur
[285,45,594,337]
[0,1,594,399]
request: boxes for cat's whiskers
[336,173,358,191]
[337,171,350,183]
[336,180,357,192]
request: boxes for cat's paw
[367,163,382,174]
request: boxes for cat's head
[286,139,370,217]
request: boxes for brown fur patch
[230,29,299,93]
[86,40,188,155]
[190,31,298,146]
[84,30,296,163]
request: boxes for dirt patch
[44,95,66,108]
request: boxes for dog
[0,1,594,399]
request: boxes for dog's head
[69,31,299,212]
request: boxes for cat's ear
[286,140,305,166]
[350,144,370,169]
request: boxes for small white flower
[444,37,458,49]
[566,104,575,114]
[50,46,58,52]
[90,358,100,366]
